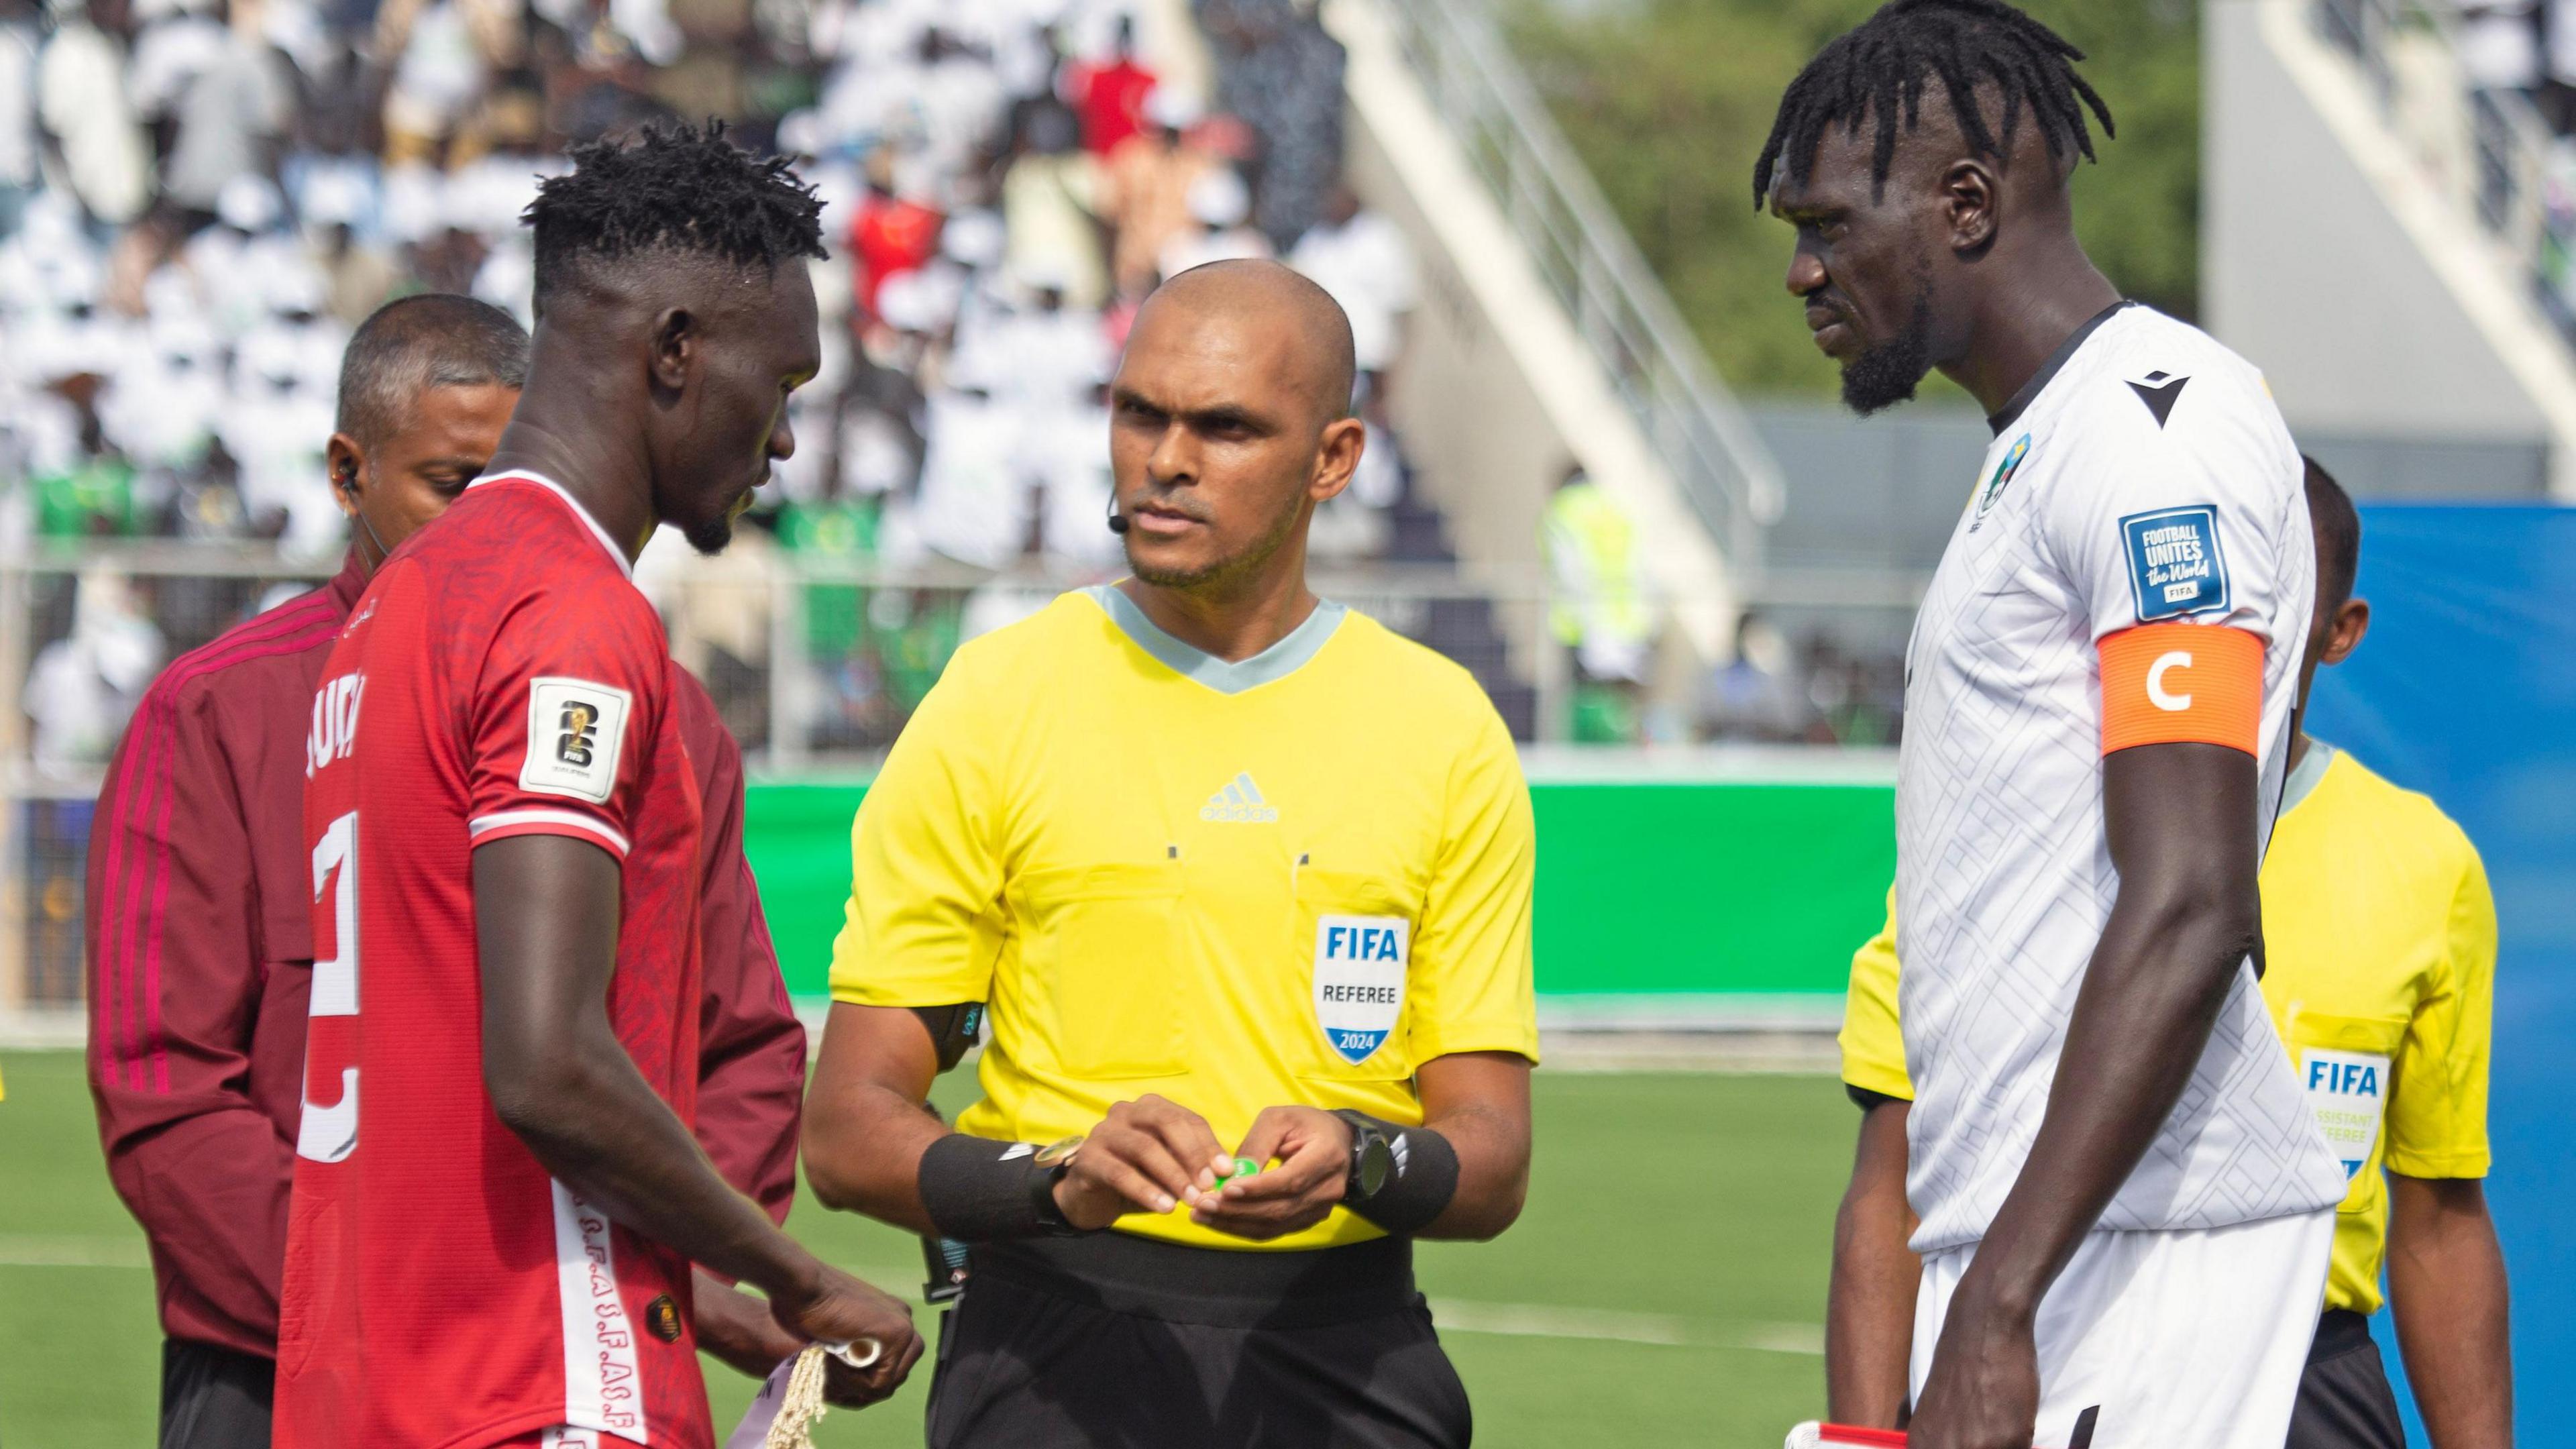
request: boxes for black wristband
[1334,1111,1460,1237]
[916,1134,1087,1242]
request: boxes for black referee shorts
[2286,1309,2408,1449]
[160,1339,273,1449]
[926,1232,1472,1449]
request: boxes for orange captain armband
[2098,622,2263,755]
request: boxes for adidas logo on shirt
[1200,772,1280,823]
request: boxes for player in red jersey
[89,293,815,1449]
[279,125,919,1448]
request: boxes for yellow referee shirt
[830,586,1540,1252]
[1839,743,2496,1314]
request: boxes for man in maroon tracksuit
[85,294,812,1448]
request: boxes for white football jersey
[1896,303,2347,1254]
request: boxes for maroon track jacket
[85,549,806,1360]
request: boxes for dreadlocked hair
[525,119,825,299]
[1752,0,2114,209]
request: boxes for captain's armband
[2098,623,2263,756]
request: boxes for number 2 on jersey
[298,810,361,1163]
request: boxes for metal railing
[1372,0,1788,572]
[0,540,1909,1016]
[2313,0,2576,344]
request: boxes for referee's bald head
[1142,260,1358,429]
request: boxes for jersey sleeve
[2039,376,2308,755]
[465,584,666,861]
[1405,706,1540,1064]
[1839,886,1914,1103]
[2386,843,2497,1180]
[828,657,1008,1008]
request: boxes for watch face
[1033,1135,1084,1169]
[1356,1135,1394,1199]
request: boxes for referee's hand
[1189,1106,1350,1242]
[1055,1094,1236,1230]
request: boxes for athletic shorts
[1911,1208,2334,1449]
[161,1340,274,1449]
[928,1232,1471,1449]
[486,1430,647,1448]
[2287,1310,2408,1449]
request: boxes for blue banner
[2310,505,2576,1434]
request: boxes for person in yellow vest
[1828,460,2512,1448]
[799,260,1537,1449]
[1542,464,1654,742]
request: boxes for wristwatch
[1332,1110,1396,1206]
[1030,1136,1087,1235]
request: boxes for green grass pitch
[0,1049,1854,1447]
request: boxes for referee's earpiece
[1106,490,1130,535]
[338,462,395,561]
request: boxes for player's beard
[1127,480,1308,593]
[684,484,758,555]
[1839,262,1937,418]
[683,513,735,555]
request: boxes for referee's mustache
[1121,490,1215,523]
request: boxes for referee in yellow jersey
[800,260,1537,1449]
[1827,461,2512,1449]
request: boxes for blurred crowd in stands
[0,0,1460,759]
[0,0,1904,763]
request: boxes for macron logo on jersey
[1200,772,1279,823]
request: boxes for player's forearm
[490,1021,826,1299]
[1827,1102,1919,1426]
[1964,876,2253,1318]
[2389,1175,2514,1449]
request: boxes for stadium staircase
[2210,0,2576,497]
[1311,0,1786,733]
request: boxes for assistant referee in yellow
[800,259,1537,1449]
[1827,462,2512,1449]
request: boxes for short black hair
[2302,455,2361,611]
[1752,0,2114,208]
[335,294,529,447]
[523,120,826,303]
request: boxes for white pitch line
[1432,1298,1823,1355]
[0,1241,1828,1356]
[0,1235,150,1269]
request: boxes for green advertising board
[743,772,1892,1018]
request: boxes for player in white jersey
[1756,5,2346,1448]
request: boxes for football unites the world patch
[519,677,633,804]
[1313,914,1408,1065]
[2118,505,2231,622]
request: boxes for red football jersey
[278,474,712,1448]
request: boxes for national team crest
[1313,914,1408,1065]
[1970,433,2031,531]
